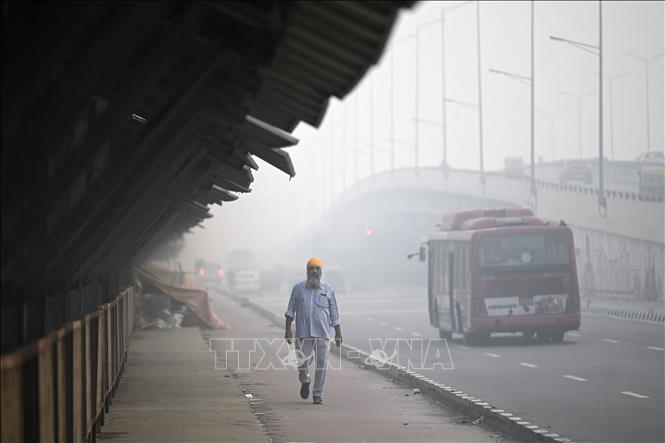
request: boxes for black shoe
[300,382,310,399]
[312,396,323,404]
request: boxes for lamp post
[440,1,474,177]
[394,33,417,174]
[560,89,596,159]
[626,51,664,151]
[476,0,485,185]
[489,65,535,202]
[591,69,629,160]
[550,1,605,213]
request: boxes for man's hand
[285,317,293,344]
[334,324,343,348]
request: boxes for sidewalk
[99,327,269,442]
[206,292,513,443]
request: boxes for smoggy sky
[178,1,663,269]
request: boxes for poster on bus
[484,294,567,317]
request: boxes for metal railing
[1,288,135,443]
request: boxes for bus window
[479,232,570,268]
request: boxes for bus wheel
[438,329,452,340]
[536,330,551,343]
[550,330,565,343]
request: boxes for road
[250,287,665,443]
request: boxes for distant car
[559,160,593,186]
[227,249,261,293]
[636,151,665,164]
[504,156,525,177]
[638,165,664,195]
[194,259,225,290]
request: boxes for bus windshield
[478,231,570,268]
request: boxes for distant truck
[227,249,261,293]
[504,156,524,177]
[194,258,225,290]
[638,165,664,196]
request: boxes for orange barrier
[135,266,229,330]
[0,288,135,443]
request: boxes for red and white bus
[423,208,581,344]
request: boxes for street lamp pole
[560,89,596,159]
[626,51,664,151]
[354,94,359,184]
[476,1,485,185]
[370,71,375,177]
[439,1,473,177]
[390,47,395,174]
[550,0,605,213]
[441,8,448,176]
[592,70,629,161]
[598,0,604,211]
[415,26,420,174]
[530,0,536,203]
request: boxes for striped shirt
[285,281,340,339]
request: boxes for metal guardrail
[1,288,135,443]
[582,304,665,323]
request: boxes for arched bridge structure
[295,166,664,300]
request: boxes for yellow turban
[306,258,323,269]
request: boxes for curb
[582,305,665,323]
[226,292,573,443]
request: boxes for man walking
[285,258,342,405]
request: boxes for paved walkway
[99,327,269,442]
[100,292,513,442]
[206,292,513,443]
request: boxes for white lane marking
[456,345,470,350]
[520,362,539,368]
[620,391,650,399]
[603,338,620,343]
[647,346,665,352]
[566,332,580,337]
[564,375,588,382]
[394,326,403,331]
[366,318,374,322]
[411,332,422,337]
[378,321,387,326]
[484,353,501,358]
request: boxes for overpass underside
[1,2,414,441]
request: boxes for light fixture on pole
[550,1,605,215]
[488,63,536,206]
[625,50,664,152]
[560,89,596,159]
[440,0,474,177]
[591,69,629,161]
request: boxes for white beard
[306,275,321,289]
